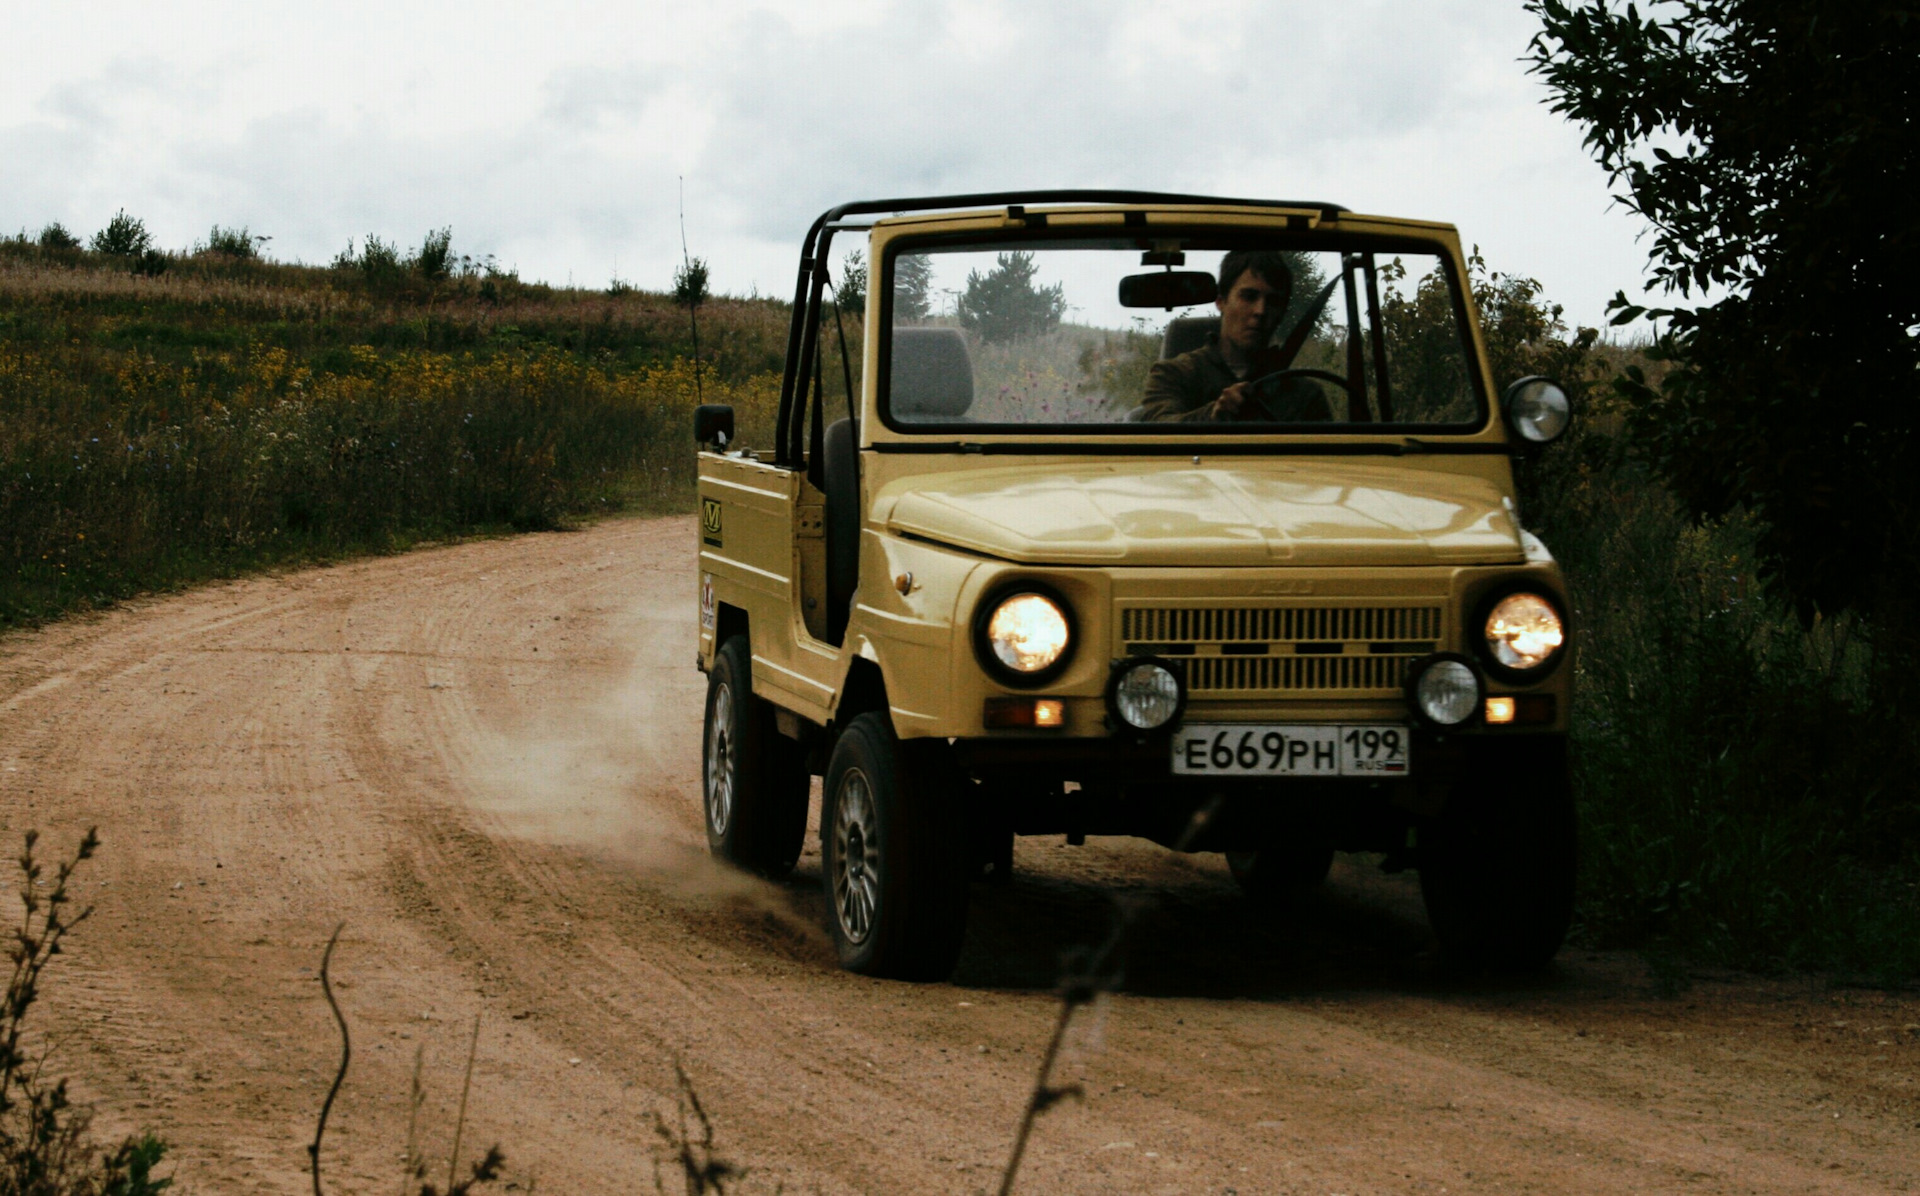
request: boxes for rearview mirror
[1502,377,1571,445]
[1118,270,1217,310]
[694,403,734,448]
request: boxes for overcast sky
[1,0,1647,328]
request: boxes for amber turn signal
[984,697,1066,729]
[1484,694,1555,726]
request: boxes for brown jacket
[1137,337,1333,423]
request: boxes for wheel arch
[714,601,749,650]
[835,654,889,734]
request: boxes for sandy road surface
[3,515,1919,1194]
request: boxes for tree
[90,210,151,257]
[36,223,79,251]
[835,249,867,314]
[415,227,454,282]
[1527,1,1920,623]
[893,254,933,321]
[673,257,710,308]
[956,251,1065,343]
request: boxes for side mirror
[694,404,734,448]
[1502,377,1571,445]
[1118,270,1217,310]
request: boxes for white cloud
[0,0,1645,326]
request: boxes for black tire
[702,636,809,879]
[1226,842,1335,906]
[821,711,971,980]
[1418,739,1577,971]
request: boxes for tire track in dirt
[3,515,1918,1194]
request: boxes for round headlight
[1483,591,1566,672]
[1109,660,1183,731]
[1502,376,1572,444]
[1410,656,1482,727]
[984,592,1071,676]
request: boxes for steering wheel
[1243,368,1349,421]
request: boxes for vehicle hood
[878,459,1523,566]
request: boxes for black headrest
[889,326,974,418]
[1161,316,1219,361]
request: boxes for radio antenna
[678,175,705,404]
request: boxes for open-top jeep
[694,191,1576,980]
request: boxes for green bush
[1476,269,1920,980]
[35,224,79,252]
[204,225,260,258]
[673,257,710,308]
[416,227,454,283]
[89,211,151,258]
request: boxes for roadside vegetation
[0,221,784,628]
[1470,259,1920,983]
[1526,0,1919,983]
[1,828,172,1195]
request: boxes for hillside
[0,236,787,627]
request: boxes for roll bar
[772,190,1350,468]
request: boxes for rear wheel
[702,636,809,879]
[821,712,971,980]
[1419,739,1576,971]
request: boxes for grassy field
[0,236,783,627]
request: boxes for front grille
[1121,605,1441,644]
[1120,604,1443,695]
[1184,654,1415,692]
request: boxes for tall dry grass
[0,242,780,627]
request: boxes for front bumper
[954,729,1565,853]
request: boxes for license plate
[1171,724,1411,778]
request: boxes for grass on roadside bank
[0,240,781,629]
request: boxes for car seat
[888,327,974,419]
[1160,315,1219,360]
[821,327,975,642]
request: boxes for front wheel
[821,712,970,980]
[1418,739,1577,971]
[702,636,809,879]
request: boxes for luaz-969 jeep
[694,191,1576,980]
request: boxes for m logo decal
[701,498,724,546]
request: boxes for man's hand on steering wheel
[1211,381,1255,420]
[1242,367,1350,420]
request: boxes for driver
[1137,250,1332,423]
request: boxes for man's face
[1216,269,1288,353]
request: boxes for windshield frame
[872,223,1493,442]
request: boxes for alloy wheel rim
[706,682,735,836]
[832,767,880,945]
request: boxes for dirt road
[3,515,1917,1194]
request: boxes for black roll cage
[772,190,1349,469]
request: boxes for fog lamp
[1407,655,1482,728]
[1107,659,1184,732]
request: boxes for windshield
[881,235,1485,432]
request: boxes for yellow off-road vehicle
[694,192,1576,980]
